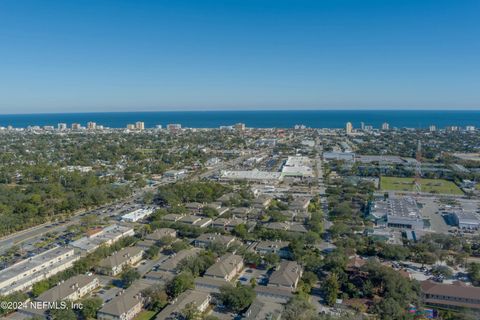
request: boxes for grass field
[134,311,156,320]
[380,176,463,195]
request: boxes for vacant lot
[380,177,463,195]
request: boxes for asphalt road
[0,187,152,255]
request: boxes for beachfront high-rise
[345,122,353,135]
[135,121,145,130]
[87,121,97,130]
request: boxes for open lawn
[134,310,156,320]
[380,177,463,195]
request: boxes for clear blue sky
[0,0,479,113]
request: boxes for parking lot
[237,267,270,286]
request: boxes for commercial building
[420,280,480,312]
[121,208,155,222]
[0,247,79,295]
[220,170,283,184]
[381,197,424,230]
[323,152,356,162]
[70,224,135,253]
[281,156,314,178]
[96,247,144,276]
[451,212,480,230]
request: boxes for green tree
[263,252,280,268]
[467,262,480,285]
[142,285,168,311]
[181,302,202,320]
[48,305,76,320]
[167,272,194,298]
[218,284,256,313]
[283,296,316,320]
[120,268,140,288]
[31,280,50,297]
[325,272,340,306]
[80,297,103,319]
[145,245,160,259]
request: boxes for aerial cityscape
[1,1,480,320]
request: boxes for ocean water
[0,110,479,129]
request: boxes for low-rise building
[384,197,424,230]
[0,247,79,295]
[451,212,480,230]
[194,233,236,248]
[264,222,308,233]
[267,261,303,291]
[220,170,283,184]
[39,274,99,301]
[281,156,314,178]
[158,248,201,273]
[96,247,144,276]
[243,298,283,320]
[121,208,155,222]
[203,254,243,281]
[254,240,291,259]
[145,228,177,242]
[97,288,144,320]
[70,224,135,253]
[155,290,211,320]
[178,215,212,228]
[289,196,311,213]
[19,275,99,319]
[163,169,186,181]
[420,280,480,312]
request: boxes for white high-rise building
[381,122,390,130]
[345,122,353,135]
[58,123,67,130]
[429,125,436,132]
[87,121,97,130]
[135,121,145,130]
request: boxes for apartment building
[0,247,79,295]
[96,247,144,276]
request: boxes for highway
[0,155,244,257]
[0,187,153,255]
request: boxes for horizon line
[2,106,480,116]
